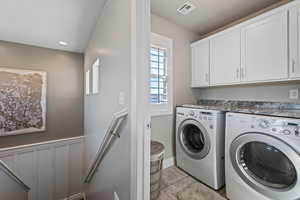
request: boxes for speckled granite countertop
[182,100,300,119]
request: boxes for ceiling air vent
[177,1,196,15]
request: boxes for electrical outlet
[114,191,120,200]
[289,89,299,100]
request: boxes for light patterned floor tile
[155,166,227,200]
[157,190,177,200]
[164,176,197,197]
[161,166,188,188]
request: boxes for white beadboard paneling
[55,145,69,199]
[37,148,53,200]
[0,168,28,200]
[17,150,36,200]
[0,155,16,171]
[0,136,84,200]
[69,142,84,196]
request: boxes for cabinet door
[241,11,288,82]
[290,6,300,78]
[210,29,241,85]
[191,40,210,87]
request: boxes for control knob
[259,119,270,129]
[295,127,300,136]
[189,110,195,116]
[282,129,291,135]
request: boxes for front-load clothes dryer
[226,112,300,200]
[176,106,225,190]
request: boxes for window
[150,33,173,116]
[85,70,90,95]
[92,58,100,94]
[150,47,168,104]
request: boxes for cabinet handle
[241,68,245,79]
[236,68,240,79]
[205,73,209,82]
[292,59,296,73]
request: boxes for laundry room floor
[157,166,227,200]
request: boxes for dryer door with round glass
[230,133,300,200]
[178,119,211,160]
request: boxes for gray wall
[83,0,131,199]
[0,41,84,148]
[193,81,300,103]
[151,115,174,159]
[151,14,201,159]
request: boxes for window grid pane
[149,47,168,104]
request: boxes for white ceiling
[0,0,107,53]
[151,0,285,35]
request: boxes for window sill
[150,110,173,117]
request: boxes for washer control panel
[178,108,214,120]
[177,107,220,130]
[252,117,300,138]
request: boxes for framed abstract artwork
[0,67,47,136]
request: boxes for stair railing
[84,108,128,183]
[0,159,30,192]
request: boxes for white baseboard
[163,157,175,169]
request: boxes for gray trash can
[150,141,165,200]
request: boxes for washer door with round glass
[230,133,300,200]
[178,119,211,160]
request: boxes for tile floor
[157,166,227,200]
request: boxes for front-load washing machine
[226,112,300,200]
[176,106,225,190]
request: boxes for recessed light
[59,41,68,46]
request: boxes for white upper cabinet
[241,11,288,82]
[210,29,241,85]
[191,40,210,87]
[289,6,300,78]
[190,1,300,88]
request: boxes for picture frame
[0,67,47,136]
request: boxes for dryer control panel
[251,117,300,138]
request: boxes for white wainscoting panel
[0,136,84,200]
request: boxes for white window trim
[150,32,173,116]
[92,58,100,94]
[85,69,91,96]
